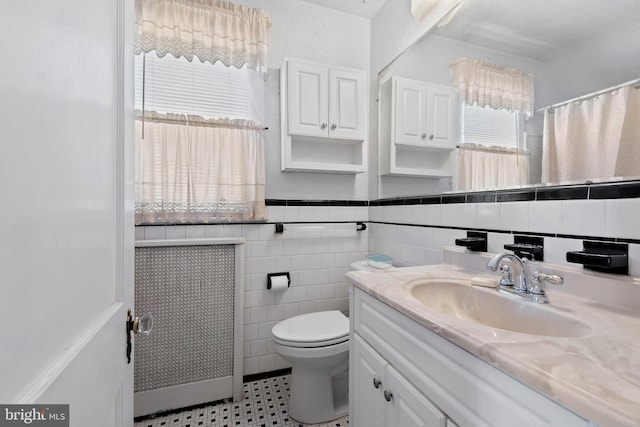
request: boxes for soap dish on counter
[366,253,393,269]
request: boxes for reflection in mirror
[377,0,640,198]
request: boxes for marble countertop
[346,262,640,427]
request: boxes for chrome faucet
[486,252,563,304]
[486,253,530,292]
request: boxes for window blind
[460,103,522,147]
[134,53,265,124]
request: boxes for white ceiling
[433,0,640,61]
[297,0,386,19]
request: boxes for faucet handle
[529,271,564,298]
[498,264,514,287]
[532,271,564,286]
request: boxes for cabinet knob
[384,390,393,402]
[331,123,337,130]
[429,134,434,140]
[373,378,381,389]
[321,123,327,129]
[421,133,427,139]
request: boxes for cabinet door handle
[384,390,393,402]
[331,123,337,130]
[421,133,427,139]
[373,378,381,389]
[321,123,327,129]
[429,134,434,140]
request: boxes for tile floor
[134,374,349,427]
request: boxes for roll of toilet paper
[268,274,289,292]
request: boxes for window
[460,103,522,148]
[457,103,530,191]
[133,0,271,225]
[134,53,264,123]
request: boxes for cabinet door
[394,77,428,146]
[329,68,366,140]
[385,366,447,427]
[426,84,456,147]
[352,335,386,427]
[288,61,329,137]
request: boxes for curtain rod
[535,77,640,113]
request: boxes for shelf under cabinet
[385,167,453,178]
[394,142,456,152]
[283,135,365,174]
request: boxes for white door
[329,68,366,140]
[394,77,428,146]
[288,60,329,137]
[351,336,387,427]
[0,1,135,426]
[426,84,456,148]
[386,367,447,427]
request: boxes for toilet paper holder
[267,272,291,289]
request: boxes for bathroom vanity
[347,249,640,427]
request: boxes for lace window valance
[135,0,272,73]
[450,57,535,117]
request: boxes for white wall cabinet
[350,286,592,427]
[281,59,367,173]
[380,76,457,177]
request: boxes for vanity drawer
[351,287,590,427]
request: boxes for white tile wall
[369,198,640,275]
[499,202,529,231]
[476,203,500,230]
[528,201,562,234]
[562,200,605,236]
[136,205,368,376]
[136,198,640,377]
[605,198,640,240]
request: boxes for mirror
[377,0,640,198]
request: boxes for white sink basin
[409,279,591,337]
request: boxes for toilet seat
[272,310,349,348]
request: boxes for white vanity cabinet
[281,59,367,173]
[353,334,449,427]
[349,286,592,427]
[379,76,457,177]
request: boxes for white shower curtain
[457,143,530,191]
[542,85,640,183]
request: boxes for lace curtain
[135,112,266,224]
[450,57,535,117]
[456,143,530,191]
[542,86,640,183]
[135,0,272,72]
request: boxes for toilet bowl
[271,310,349,424]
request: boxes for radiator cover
[134,244,236,393]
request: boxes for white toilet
[271,310,349,424]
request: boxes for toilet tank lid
[272,310,349,343]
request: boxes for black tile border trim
[133,368,293,423]
[369,221,640,245]
[242,367,292,383]
[266,199,368,206]
[371,179,640,206]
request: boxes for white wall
[234,0,371,200]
